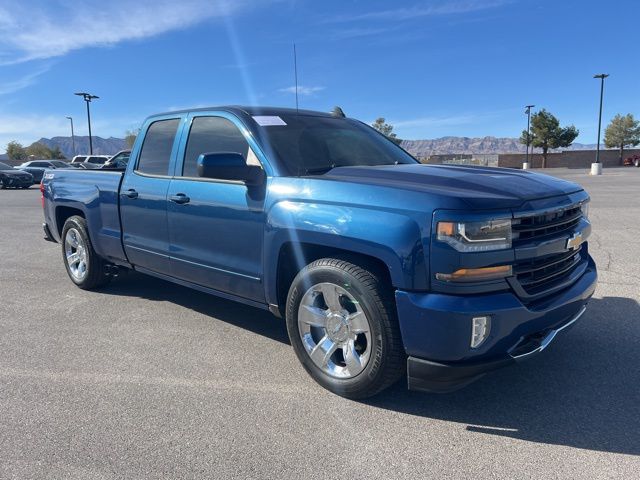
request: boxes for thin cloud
[330,26,399,39]
[326,0,509,23]
[391,114,481,129]
[0,0,268,65]
[0,112,141,149]
[0,65,51,95]
[387,110,515,139]
[0,114,71,148]
[279,85,325,96]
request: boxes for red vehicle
[623,154,640,167]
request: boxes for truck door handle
[169,193,190,205]
[125,189,138,199]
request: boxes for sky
[0,0,638,150]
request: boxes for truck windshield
[255,115,417,176]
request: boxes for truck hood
[322,164,584,210]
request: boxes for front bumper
[396,256,597,393]
[2,177,33,187]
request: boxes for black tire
[0,179,6,189]
[286,258,405,399]
[635,159,640,167]
[61,215,111,290]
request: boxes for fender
[49,172,127,264]
[264,199,429,306]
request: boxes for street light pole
[593,74,609,165]
[524,105,535,167]
[74,92,99,155]
[65,116,76,157]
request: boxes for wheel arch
[271,240,395,318]
[55,206,85,237]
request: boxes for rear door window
[136,119,180,176]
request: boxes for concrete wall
[498,149,640,169]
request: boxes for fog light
[471,316,491,348]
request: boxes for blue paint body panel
[397,256,596,362]
[42,106,598,390]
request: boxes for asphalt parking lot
[1,167,639,479]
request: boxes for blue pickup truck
[41,106,597,398]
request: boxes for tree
[371,117,402,145]
[51,145,66,159]
[604,113,640,165]
[6,141,27,160]
[331,106,346,118]
[519,109,578,168]
[25,142,54,159]
[124,129,139,148]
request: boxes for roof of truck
[153,105,335,118]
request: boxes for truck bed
[42,168,128,265]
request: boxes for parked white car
[71,155,111,165]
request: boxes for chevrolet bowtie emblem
[566,232,583,250]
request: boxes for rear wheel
[635,158,640,167]
[61,216,111,290]
[286,258,405,399]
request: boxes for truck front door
[167,114,265,302]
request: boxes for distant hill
[21,135,601,161]
[401,136,598,157]
[36,136,127,159]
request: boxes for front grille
[512,204,582,243]
[510,203,588,298]
[514,246,584,295]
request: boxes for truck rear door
[166,113,266,302]
[120,116,182,275]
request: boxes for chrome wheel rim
[298,282,372,379]
[64,228,88,281]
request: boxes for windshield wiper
[303,164,344,175]
[303,161,401,175]
[304,167,332,175]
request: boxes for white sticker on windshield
[253,115,287,126]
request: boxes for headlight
[437,219,512,252]
[580,202,590,221]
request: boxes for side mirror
[197,152,265,186]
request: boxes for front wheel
[635,158,640,167]
[286,258,405,399]
[61,216,111,290]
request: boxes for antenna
[293,43,299,113]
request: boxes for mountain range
[400,137,598,157]
[36,136,128,159]
[25,135,601,161]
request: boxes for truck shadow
[99,275,638,455]
[100,271,290,345]
[365,296,640,456]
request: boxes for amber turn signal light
[435,265,512,283]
